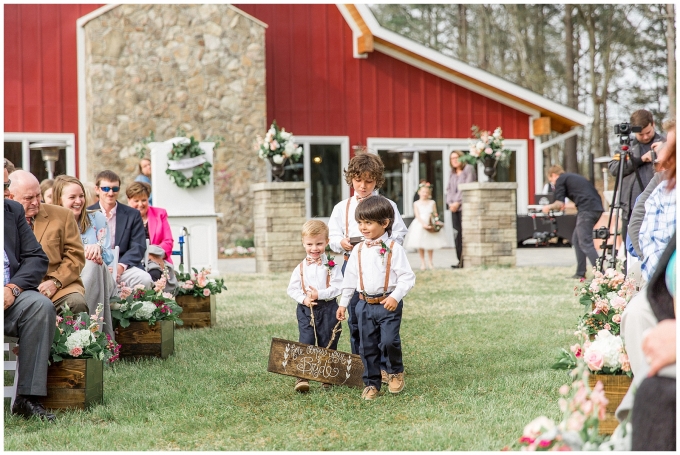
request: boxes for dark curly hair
[354,195,394,237]
[343,153,385,188]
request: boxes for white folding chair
[110,246,120,282]
[4,337,19,408]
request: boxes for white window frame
[367,137,529,239]
[4,132,77,177]
[295,136,350,221]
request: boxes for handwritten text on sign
[267,338,364,388]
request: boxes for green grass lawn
[4,266,584,450]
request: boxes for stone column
[251,182,307,273]
[459,182,518,267]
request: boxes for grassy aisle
[4,266,583,451]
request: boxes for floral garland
[459,125,513,168]
[165,136,212,189]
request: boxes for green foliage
[51,304,120,364]
[165,136,213,189]
[234,238,255,249]
[110,286,184,328]
[175,265,227,297]
[135,131,155,159]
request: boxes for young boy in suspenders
[287,220,343,393]
[328,153,408,383]
[336,196,415,400]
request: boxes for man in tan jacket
[8,170,87,314]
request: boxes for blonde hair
[548,165,565,176]
[301,219,329,239]
[52,175,91,234]
[83,181,98,207]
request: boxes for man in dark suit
[4,198,57,421]
[88,170,152,289]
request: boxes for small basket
[588,374,632,435]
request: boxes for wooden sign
[38,358,103,410]
[267,338,364,388]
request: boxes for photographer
[607,110,665,256]
[542,165,603,279]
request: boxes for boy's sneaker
[361,386,379,400]
[295,378,309,393]
[381,370,388,384]
[388,372,404,394]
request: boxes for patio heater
[30,141,66,180]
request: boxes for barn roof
[338,4,592,134]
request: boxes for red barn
[4,4,590,223]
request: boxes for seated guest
[88,170,152,289]
[126,182,174,282]
[40,178,54,204]
[52,175,116,339]
[4,160,13,198]
[134,157,153,205]
[8,170,87,314]
[4,198,57,421]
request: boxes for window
[3,133,76,180]
[282,137,349,220]
[377,150,405,214]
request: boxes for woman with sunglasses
[52,175,116,339]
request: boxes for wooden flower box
[175,294,216,329]
[588,374,633,434]
[38,358,103,410]
[116,320,174,359]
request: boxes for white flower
[493,127,502,138]
[476,141,485,151]
[65,329,95,351]
[280,131,292,141]
[110,302,121,311]
[272,154,284,164]
[134,301,157,320]
[523,416,555,439]
[268,128,275,136]
[589,330,624,369]
[293,146,303,157]
[284,142,295,155]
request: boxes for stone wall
[83,4,267,247]
[251,182,307,273]
[459,182,518,267]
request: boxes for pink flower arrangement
[176,266,226,298]
[69,346,83,357]
[203,288,211,296]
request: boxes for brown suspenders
[299,261,330,295]
[356,240,395,304]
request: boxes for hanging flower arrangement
[254,120,303,164]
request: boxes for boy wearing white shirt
[328,153,408,379]
[337,196,415,400]
[287,220,343,393]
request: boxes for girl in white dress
[404,183,448,270]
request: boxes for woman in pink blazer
[126,182,174,271]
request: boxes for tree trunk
[667,4,676,118]
[458,4,467,61]
[563,5,579,173]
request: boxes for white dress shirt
[339,232,415,307]
[328,192,408,254]
[287,256,344,304]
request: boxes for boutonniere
[378,240,391,265]
[325,249,336,276]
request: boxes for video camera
[614,122,642,136]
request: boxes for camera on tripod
[614,122,642,136]
[592,226,610,240]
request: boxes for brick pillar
[459,182,518,267]
[251,182,307,273]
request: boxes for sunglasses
[3,179,10,189]
[99,186,120,193]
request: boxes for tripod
[597,138,644,273]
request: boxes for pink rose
[570,343,582,358]
[162,292,173,299]
[203,288,211,296]
[69,346,83,357]
[612,314,621,323]
[183,281,194,290]
[620,353,631,371]
[119,286,132,299]
[197,276,208,287]
[584,349,604,371]
[328,260,335,267]
[379,248,386,255]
